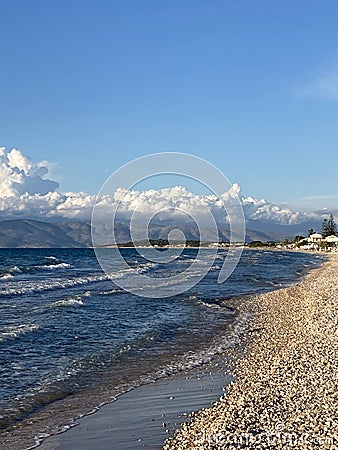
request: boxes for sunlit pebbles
[164,254,338,450]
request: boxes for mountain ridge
[0,218,322,248]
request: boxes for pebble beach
[164,253,338,449]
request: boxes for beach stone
[164,254,338,450]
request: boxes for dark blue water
[0,248,324,447]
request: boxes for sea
[0,248,325,448]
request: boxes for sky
[1,0,338,214]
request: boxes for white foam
[39,263,71,270]
[1,274,109,296]
[99,289,121,295]
[154,311,251,376]
[10,266,23,274]
[197,299,221,309]
[49,298,84,308]
[0,323,39,343]
[48,292,90,308]
[0,273,14,280]
[0,266,23,280]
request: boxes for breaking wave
[0,324,39,343]
[39,263,71,270]
[47,292,90,308]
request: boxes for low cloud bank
[0,147,327,225]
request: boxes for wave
[0,262,70,281]
[98,289,122,296]
[10,266,23,274]
[39,263,71,270]
[0,273,14,280]
[265,280,283,287]
[45,256,59,262]
[0,273,110,296]
[48,298,85,308]
[0,266,23,280]
[0,324,39,343]
[11,311,249,450]
[46,291,91,309]
[247,276,262,283]
[134,310,250,381]
[190,295,232,310]
[197,299,222,309]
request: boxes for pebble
[164,254,338,449]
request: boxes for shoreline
[164,254,338,449]
[35,364,233,450]
[0,251,329,449]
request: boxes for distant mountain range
[0,218,323,248]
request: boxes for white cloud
[0,146,331,224]
[241,196,304,224]
[0,147,59,197]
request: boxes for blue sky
[1,0,338,211]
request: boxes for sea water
[0,248,324,448]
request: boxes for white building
[308,233,323,243]
[326,235,338,244]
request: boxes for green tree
[308,228,314,237]
[319,240,328,250]
[321,214,337,238]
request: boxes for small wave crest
[0,262,70,282]
[45,256,59,262]
[49,298,84,308]
[1,274,109,296]
[39,263,71,270]
[47,292,90,308]
[0,273,14,281]
[0,324,39,343]
[99,289,122,296]
[0,266,23,280]
[10,266,23,274]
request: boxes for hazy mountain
[0,219,91,248]
[245,219,323,241]
[0,218,322,248]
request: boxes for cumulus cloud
[0,147,59,197]
[111,186,219,224]
[0,146,329,225]
[103,185,312,226]
[241,196,304,225]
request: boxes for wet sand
[37,368,232,450]
[164,254,338,449]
